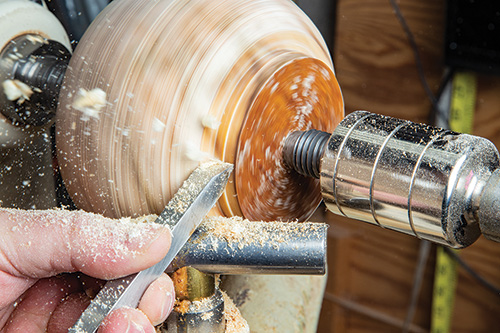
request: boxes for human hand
[0,208,174,332]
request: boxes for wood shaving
[72,88,107,121]
[183,142,212,162]
[201,114,221,130]
[26,34,48,45]
[152,117,166,132]
[2,79,33,104]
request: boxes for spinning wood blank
[56,0,343,221]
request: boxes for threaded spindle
[11,40,70,126]
[283,129,330,179]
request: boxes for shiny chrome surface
[172,219,327,275]
[320,111,499,248]
[478,169,500,242]
[70,161,233,333]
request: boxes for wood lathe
[1,0,500,331]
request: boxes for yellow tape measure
[431,247,458,333]
[431,71,477,333]
[448,71,477,134]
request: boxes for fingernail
[101,308,155,333]
[127,311,155,333]
[159,284,175,323]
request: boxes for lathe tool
[70,161,233,332]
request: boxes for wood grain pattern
[319,0,500,331]
[452,237,500,332]
[474,75,500,146]
[334,0,444,122]
[318,212,434,332]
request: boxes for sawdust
[223,290,250,333]
[2,207,167,265]
[201,114,221,130]
[74,211,164,263]
[174,299,191,315]
[164,290,249,332]
[201,310,214,320]
[190,296,215,313]
[196,216,316,251]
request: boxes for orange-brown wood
[237,57,342,221]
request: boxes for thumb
[0,208,171,280]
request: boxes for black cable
[389,0,438,110]
[389,0,500,300]
[387,4,500,332]
[428,67,454,126]
[388,0,456,128]
[386,4,446,332]
[443,246,500,297]
[388,1,459,132]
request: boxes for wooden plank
[319,0,500,331]
[318,213,434,332]
[474,75,500,146]
[451,237,500,332]
[334,0,444,122]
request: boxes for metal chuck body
[285,111,500,248]
[0,34,70,126]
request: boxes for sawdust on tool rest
[198,216,310,251]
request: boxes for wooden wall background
[316,0,500,332]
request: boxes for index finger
[0,208,171,280]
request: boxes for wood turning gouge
[69,161,233,333]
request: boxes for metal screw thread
[15,54,68,108]
[283,129,331,179]
[6,39,71,126]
